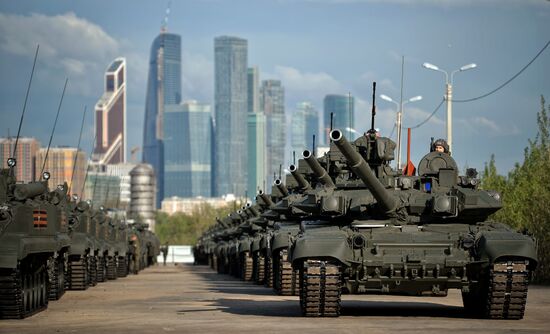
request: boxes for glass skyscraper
[291,102,319,155]
[94,58,126,164]
[323,94,354,144]
[214,36,248,196]
[142,32,181,207]
[247,66,266,197]
[261,80,285,188]
[164,101,212,198]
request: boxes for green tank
[289,129,537,319]
[66,199,93,290]
[0,162,62,318]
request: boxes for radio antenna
[12,45,39,162]
[40,78,68,179]
[68,106,87,196]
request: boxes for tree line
[481,95,550,283]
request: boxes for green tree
[481,95,550,282]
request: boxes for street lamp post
[380,94,422,170]
[422,62,477,154]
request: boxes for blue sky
[0,0,549,174]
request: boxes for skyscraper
[93,58,126,164]
[142,32,182,207]
[261,80,285,187]
[291,102,319,155]
[214,36,248,196]
[0,137,40,183]
[247,66,266,197]
[164,100,212,198]
[323,94,354,144]
[247,67,259,114]
[247,112,266,197]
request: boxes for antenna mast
[69,106,87,196]
[12,45,39,162]
[161,0,172,33]
[40,78,68,179]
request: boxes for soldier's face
[435,145,444,153]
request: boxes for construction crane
[130,146,141,163]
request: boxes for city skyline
[0,1,549,177]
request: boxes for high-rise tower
[261,79,285,188]
[214,36,248,196]
[142,32,182,207]
[323,94,354,144]
[164,100,212,198]
[94,58,126,164]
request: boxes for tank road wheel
[300,260,342,317]
[0,259,50,319]
[240,252,253,281]
[463,260,530,320]
[68,256,88,290]
[264,255,273,288]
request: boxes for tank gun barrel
[330,129,396,213]
[13,182,47,200]
[246,203,260,217]
[274,179,289,197]
[289,164,312,191]
[302,150,335,188]
[257,190,274,208]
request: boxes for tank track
[468,260,530,320]
[117,256,128,278]
[253,252,265,284]
[48,256,65,300]
[96,257,107,283]
[276,250,299,296]
[67,256,88,290]
[241,252,253,281]
[106,257,118,280]
[0,261,48,319]
[300,259,341,317]
[88,255,98,286]
[264,256,273,288]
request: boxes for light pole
[422,62,477,153]
[380,94,422,170]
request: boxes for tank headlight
[7,158,16,167]
[42,171,50,180]
[72,194,79,201]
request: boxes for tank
[289,129,537,319]
[0,164,60,318]
[66,199,93,290]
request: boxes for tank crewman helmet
[431,138,449,153]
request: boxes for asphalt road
[1,264,548,334]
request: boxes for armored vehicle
[0,161,62,318]
[289,129,537,319]
[66,199,93,290]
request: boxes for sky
[0,0,549,175]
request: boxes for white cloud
[0,12,120,95]
[268,65,344,104]
[299,0,545,6]
[182,51,214,103]
[457,116,521,136]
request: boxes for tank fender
[290,231,352,266]
[238,238,251,253]
[475,231,538,268]
[250,237,261,253]
[271,231,292,253]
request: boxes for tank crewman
[432,138,449,154]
